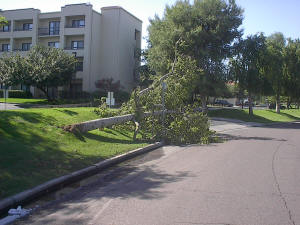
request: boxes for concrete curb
[0,142,164,214]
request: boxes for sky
[1,0,300,48]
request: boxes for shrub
[94,97,119,118]
[0,90,32,98]
[114,91,130,103]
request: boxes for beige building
[0,3,142,97]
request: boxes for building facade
[0,4,142,97]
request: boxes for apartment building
[0,4,142,97]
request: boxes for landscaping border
[0,142,164,214]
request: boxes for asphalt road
[17,121,300,225]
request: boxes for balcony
[64,46,84,50]
[38,28,60,37]
[14,28,32,32]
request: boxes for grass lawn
[0,107,150,199]
[0,98,48,104]
[208,108,300,123]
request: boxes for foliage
[0,15,7,26]
[0,54,29,87]
[122,55,212,144]
[147,0,243,107]
[282,38,300,106]
[167,107,211,144]
[25,45,77,100]
[94,97,119,118]
[263,32,286,113]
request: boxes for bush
[0,90,32,98]
[58,91,91,99]
[115,91,130,103]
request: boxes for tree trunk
[248,95,253,116]
[287,97,291,110]
[276,94,280,114]
[200,95,208,113]
[39,86,51,101]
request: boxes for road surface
[17,121,300,225]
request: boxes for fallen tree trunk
[64,111,171,133]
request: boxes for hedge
[0,90,32,98]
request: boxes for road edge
[0,142,164,214]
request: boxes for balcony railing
[38,28,60,36]
[14,28,33,31]
[0,29,11,32]
[65,25,85,28]
[64,46,84,50]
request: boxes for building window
[2,44,10,52]
[71,41,84,49]
[75,61,83,71]
[22,43,32,51]
[135,29,141,40]
[49,21,60,35]
[72,20,85,28]
[48,42,60,48]
[2,25,10,32]
[23,23,33,31]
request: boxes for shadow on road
[18,162,194,225]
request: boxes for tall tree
[264,32,286,113]
[283,38,300,108]
[230,33,267,115]
[26,45,77,100]
[147,0,243,110]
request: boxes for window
[71,41,84,49]
[135,29,141,40]
[2,44,10,52]
[22,43,32,51]
[75,61,83,71]
[2,25,10,32]
[23,23,33,31]
[48,42,60,48]
[49,21,60,35]
[72,20,85,28]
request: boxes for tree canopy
[0,45,76,100]
[230,33,267,115]
[147,0,244,108]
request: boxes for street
[17,121,300,225]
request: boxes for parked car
[269,103,286,110]
[214,99,233,107]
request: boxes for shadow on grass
[72,131,144,145]
[0,110,141,200]
[208,108,273,123]
[54,109,79,116]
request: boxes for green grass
[0,98,48,104]
[0,107,149,199]
[208,108,300,123]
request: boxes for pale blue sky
[1,0,300,48]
